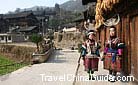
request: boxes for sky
[0,0,69,14]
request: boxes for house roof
[33,11,56,16]
[36,16,46,21]
[62,23,76,28]
[4,11,34,19]
[73,15,84,22]
[36,15,49,21]
[0,14,4,18]
[10,27,19,32]
[19,26,37,32]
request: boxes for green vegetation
[78,43,82,53]
[0,55,27,75]
[30,34,43,52]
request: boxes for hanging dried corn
[113,0,120,4]
[101,0,108,11]
[95,0,121,29]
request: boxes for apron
[84,40,99,71]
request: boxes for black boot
[108,70,116,82]
[112,71,117,82]
[89,74,91,80]
[113,71,117,76]
[87,70,91,80]
[108,70,113,82]
[91,71,95,80]
[109,70,112,75]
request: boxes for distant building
[36,15,49,34]
[0,15,9,33]
[4,11,39,27]
[18,26,39,35]
[0,33,25,43]
[0,10,58,43]
[33,10,56,34]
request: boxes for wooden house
[0,15,9,33]
[94,0,138,83]
[4,11,38,27]
[82,0,138,83]
[0,33,25,43]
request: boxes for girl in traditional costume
[103,26,124,82]
[81,30,101,80]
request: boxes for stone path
[0,49,136,85]
[0,49,79,85]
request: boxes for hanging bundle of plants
[101,0,108,11]
[112,0,120,4]
[95,0,105,28]
[95,0,121,29]
[106,0,112,9]
[97,0,103,3]
[101,0,113,11]
[95,14,104,28]
[96,3,102,15]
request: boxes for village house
[73,5,96,33]
[4,11,39,27]
[0,10,58,43]
[33,10,56,34]
[3,11,39,35]
[0,11,40,43]
[82,0,138,83]
[97,0,138,83]
[0,33,25,43]
[0,15,9,33]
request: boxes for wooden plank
[127,15,131,74]
[130,15,135,78]
[134,16,138,80]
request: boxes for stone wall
[54,32,85,49]
[0,44,36,63]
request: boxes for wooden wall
[130,15,138,81]
[96,14,138,81]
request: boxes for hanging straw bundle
[101,0,108,11]
[97,0,102,3]
[95,14,104,28]
[94,0,121,29]
[95,0,104,28]
[101,0,120,11]
[96,3,102,15]
[101,0,113,11]
[112,0,120,4]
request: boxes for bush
[30,34,43,52]
[78,43,82,53]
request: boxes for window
[8,36,11,40]
[1,36,4,40]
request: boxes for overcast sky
[0,0,69,14]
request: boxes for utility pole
[41,19,44,36]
